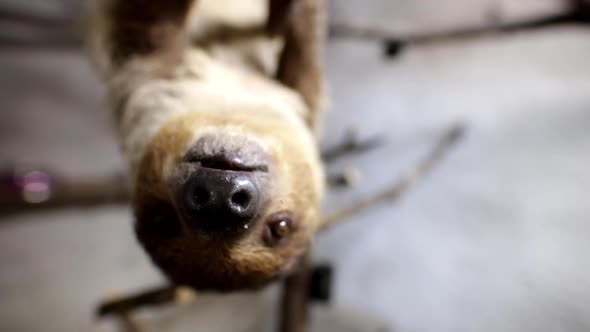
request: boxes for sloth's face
[132,109,324,291]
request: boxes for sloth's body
[87,0,326,290]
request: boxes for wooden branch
[97,285,194,317]
[0,169,130,217]
[119,313,146,332]
[0,129,383,217]
[330,0,590,54]
[320,123,466,232]
[2,0,589,50]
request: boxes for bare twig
[320,123,466,231]
[119,313,146,332]
[97,285,195,317]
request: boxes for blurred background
[2,0,590,331]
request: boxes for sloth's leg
[271,0,327,131]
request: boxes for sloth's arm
[272,0,327,131]
[110,0,196,66]
[86,0,199,167]
[89,0,198,75]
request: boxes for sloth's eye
[263,213,294,247]
[271,220,290,238]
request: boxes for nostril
[230,190,251,209]
[178,167,262,232]
[192,186,211,206]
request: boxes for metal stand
[279,253,312,332]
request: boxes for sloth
[86,0,326,290]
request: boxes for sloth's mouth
[184,153,268,173]
[183,133,270,173]
[197,155,268,172]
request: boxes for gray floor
[2,1,590,332]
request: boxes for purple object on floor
[0,169,54,204]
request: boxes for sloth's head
[131,101,324,291]
[87,0,324,291]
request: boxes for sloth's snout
[176,134,270,233]
[181,167,262,232]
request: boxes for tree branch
[320,123,466,231]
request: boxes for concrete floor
[2,2,590,332]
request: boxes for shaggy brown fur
[110,0,195,66]
[87,0,327,291]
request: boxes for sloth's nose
[181,166,262,232]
